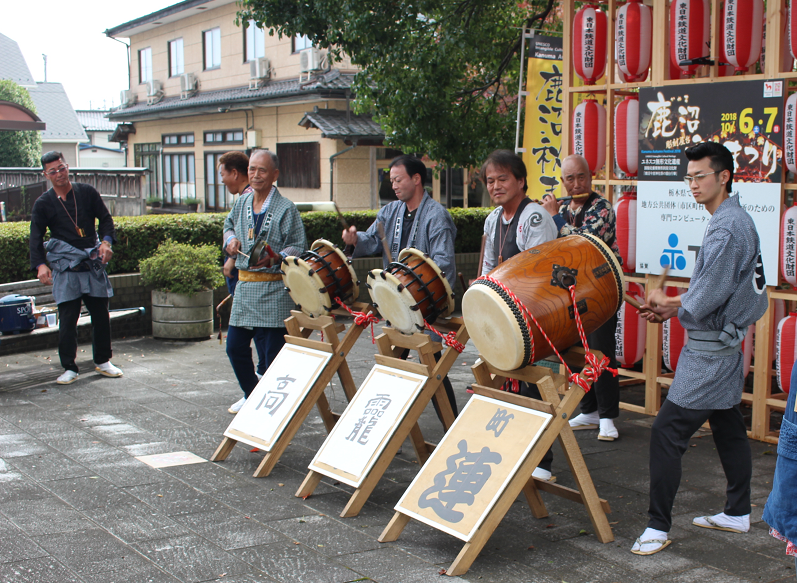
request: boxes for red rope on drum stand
[423,320,465,353]
[335,297,380,343]
[476,276,617,392]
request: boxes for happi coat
[352,193,457,289]
[223,187,306,328]
[667,195,768,410]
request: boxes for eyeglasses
[683,171,719,186]
[44,164,68,177]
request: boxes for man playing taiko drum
[632,141,767,555]
[541,154,623,442]
[479,150,558,482]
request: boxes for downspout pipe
[329,142,356,202]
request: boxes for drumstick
[333,202,349,230]
[236,250,250,259]
[376,222,393,263]
[624,292,664,324]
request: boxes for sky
[3,0,176,111]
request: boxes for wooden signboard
[211,306,374,477]
[394,394,551,541]
[223,344,332,451]
[309,365,427,487]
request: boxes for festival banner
[636,79,783,283]
[522,35,564,199]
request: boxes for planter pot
[187,203,198,212]
[148,201,161,208]
[151,290,213,339]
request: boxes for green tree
[239,0,557,168]
[0,80,42,167]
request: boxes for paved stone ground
[0,318,792,583]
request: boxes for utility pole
[42,54,47,82]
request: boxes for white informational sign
[636,182,780,284]
[394,395,552,542]
[224,344,332,451]
[309,365,427,487]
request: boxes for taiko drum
[281,239,359,318]
[462,233,624,371]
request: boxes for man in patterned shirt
[632,141,767,555]
[223,150,306,414]
[541,154,622,442]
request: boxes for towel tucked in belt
[238,270,281,282]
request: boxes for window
[245,20,265,62]
[205,152,236,211]
[134,143,161,200]
[138,47,152,83]
[163,153,195,205]
[276,142,320,188]
[293,34,312,53]
[162,133,194,147]
[203,28,221,70]
[169,38,184,77]
[204,130,244,145]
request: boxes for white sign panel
[636,182,779,284]
[224,344,331,451]
[309,365,427,487]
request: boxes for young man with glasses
[632,141,768,555]
[29,151,122,384]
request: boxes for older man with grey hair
[223,149,307,414]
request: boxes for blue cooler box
[0,294,36,334]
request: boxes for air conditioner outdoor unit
[249,58,270,80]
[146,79,162,97]
[180,73,197,93]
[299,48,321,73]
[120,90,136,108]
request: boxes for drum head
[281,256,331,317]
[367,269,424,335]
[311,238,360,303]
[461,283,526,371]
[397,247,455,318]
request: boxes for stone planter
[151,290,213,339]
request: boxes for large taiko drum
[366,248,455,335]
[462,233,624,370]
[281,239,359,317]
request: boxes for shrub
[139,240,224,295]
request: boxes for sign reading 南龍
[635,80,782,283]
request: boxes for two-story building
[105,0,390,212]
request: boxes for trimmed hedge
[0,207,493,284]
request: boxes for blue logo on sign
[660,234,687,270]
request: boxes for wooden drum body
[281,239,360,317]
[366,248,455,335]
[462,233,624,370]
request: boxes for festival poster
[522,34,564,199]
[394,395,552,542]
[636,80,783,282]
[224,344,331,451]
[309,365,427,488]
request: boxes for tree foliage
[0,80,42,167]
[239,0,557,168]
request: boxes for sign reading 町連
[636,80,782,283]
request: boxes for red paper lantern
[723,0,764,72]
[670,0,710,75]
[663,286,688,371]
[573,4,608,85]
[772,299,788,357]
[776,313,797,393]
[573,98,606,173]
[790,0,797,62]
[616,282,647,367]
[785,93,797,174]
[717,14,738,77]
[614,190,637,273]
[782,203,797,285]
[614,95,639,177]
[616,0,652,82]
